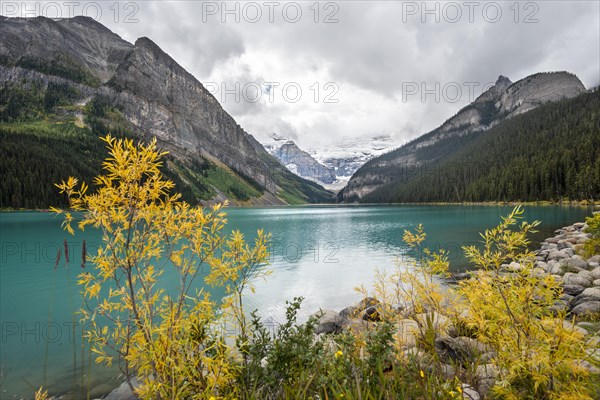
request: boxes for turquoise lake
[0,205,594,398]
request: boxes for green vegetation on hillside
[358,90,600,203]
[0,53,101,87]
[0,81,272,208]
[0,120,266,209]
[583,212,600,257]
[262,154,332,205]
[0,121,105,208]
[0,79,81,122]
[167,157,264,202]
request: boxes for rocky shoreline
[94,218,600,400]
[524,221,600,317]
[311,217,600,400]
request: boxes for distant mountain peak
[269,132,284,139]
[67,15,115,31]
[133,36,176,64]
[268,132,292,143]
[135,36,159,49]
[340,71,586,202]
[261,134,396,190]
[261,136,337,185]
[472,74,512,105]
[496,75,511,86]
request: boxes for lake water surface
[0,205,593,398]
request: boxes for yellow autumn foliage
[361,206,598,399]
[55,135,269,399]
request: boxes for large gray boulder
[475,364,499,397]
[562,272,592,287]
[461,384,482,400]
[546,260,562,275]
[581,287,600,298]
[562,256,589,271]
[571,301,600,317]
[561,284,585,296]
[587,255,600,263]
[570,293,600,309]
[314,309,347,334]
[547,249,570,261]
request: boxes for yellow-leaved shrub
[54,135,269,399]
[359,207,598,399]
[460,207,594,399]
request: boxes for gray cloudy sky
[8,0,600,149]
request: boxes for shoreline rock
[524,218,600,319]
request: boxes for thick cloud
[8,0,598,150]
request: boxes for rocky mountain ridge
[0,16,332,205]
[262,134,337,185]
[0,16,133,84]
[340,72,587,201]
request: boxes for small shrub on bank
[583,212,600,257]
[355,207,598,400]
[460,207,595,399]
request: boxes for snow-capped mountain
[262,134,337,185]
[261,134,396,190]
[308,135,394,179]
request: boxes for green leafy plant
[583,212,600,257]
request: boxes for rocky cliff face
[340,72,586,202]
[263,135,337,185]
[0,16,331,203]
[105,36,276,190]
[0,16,132,84]
[497,72,586,116]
